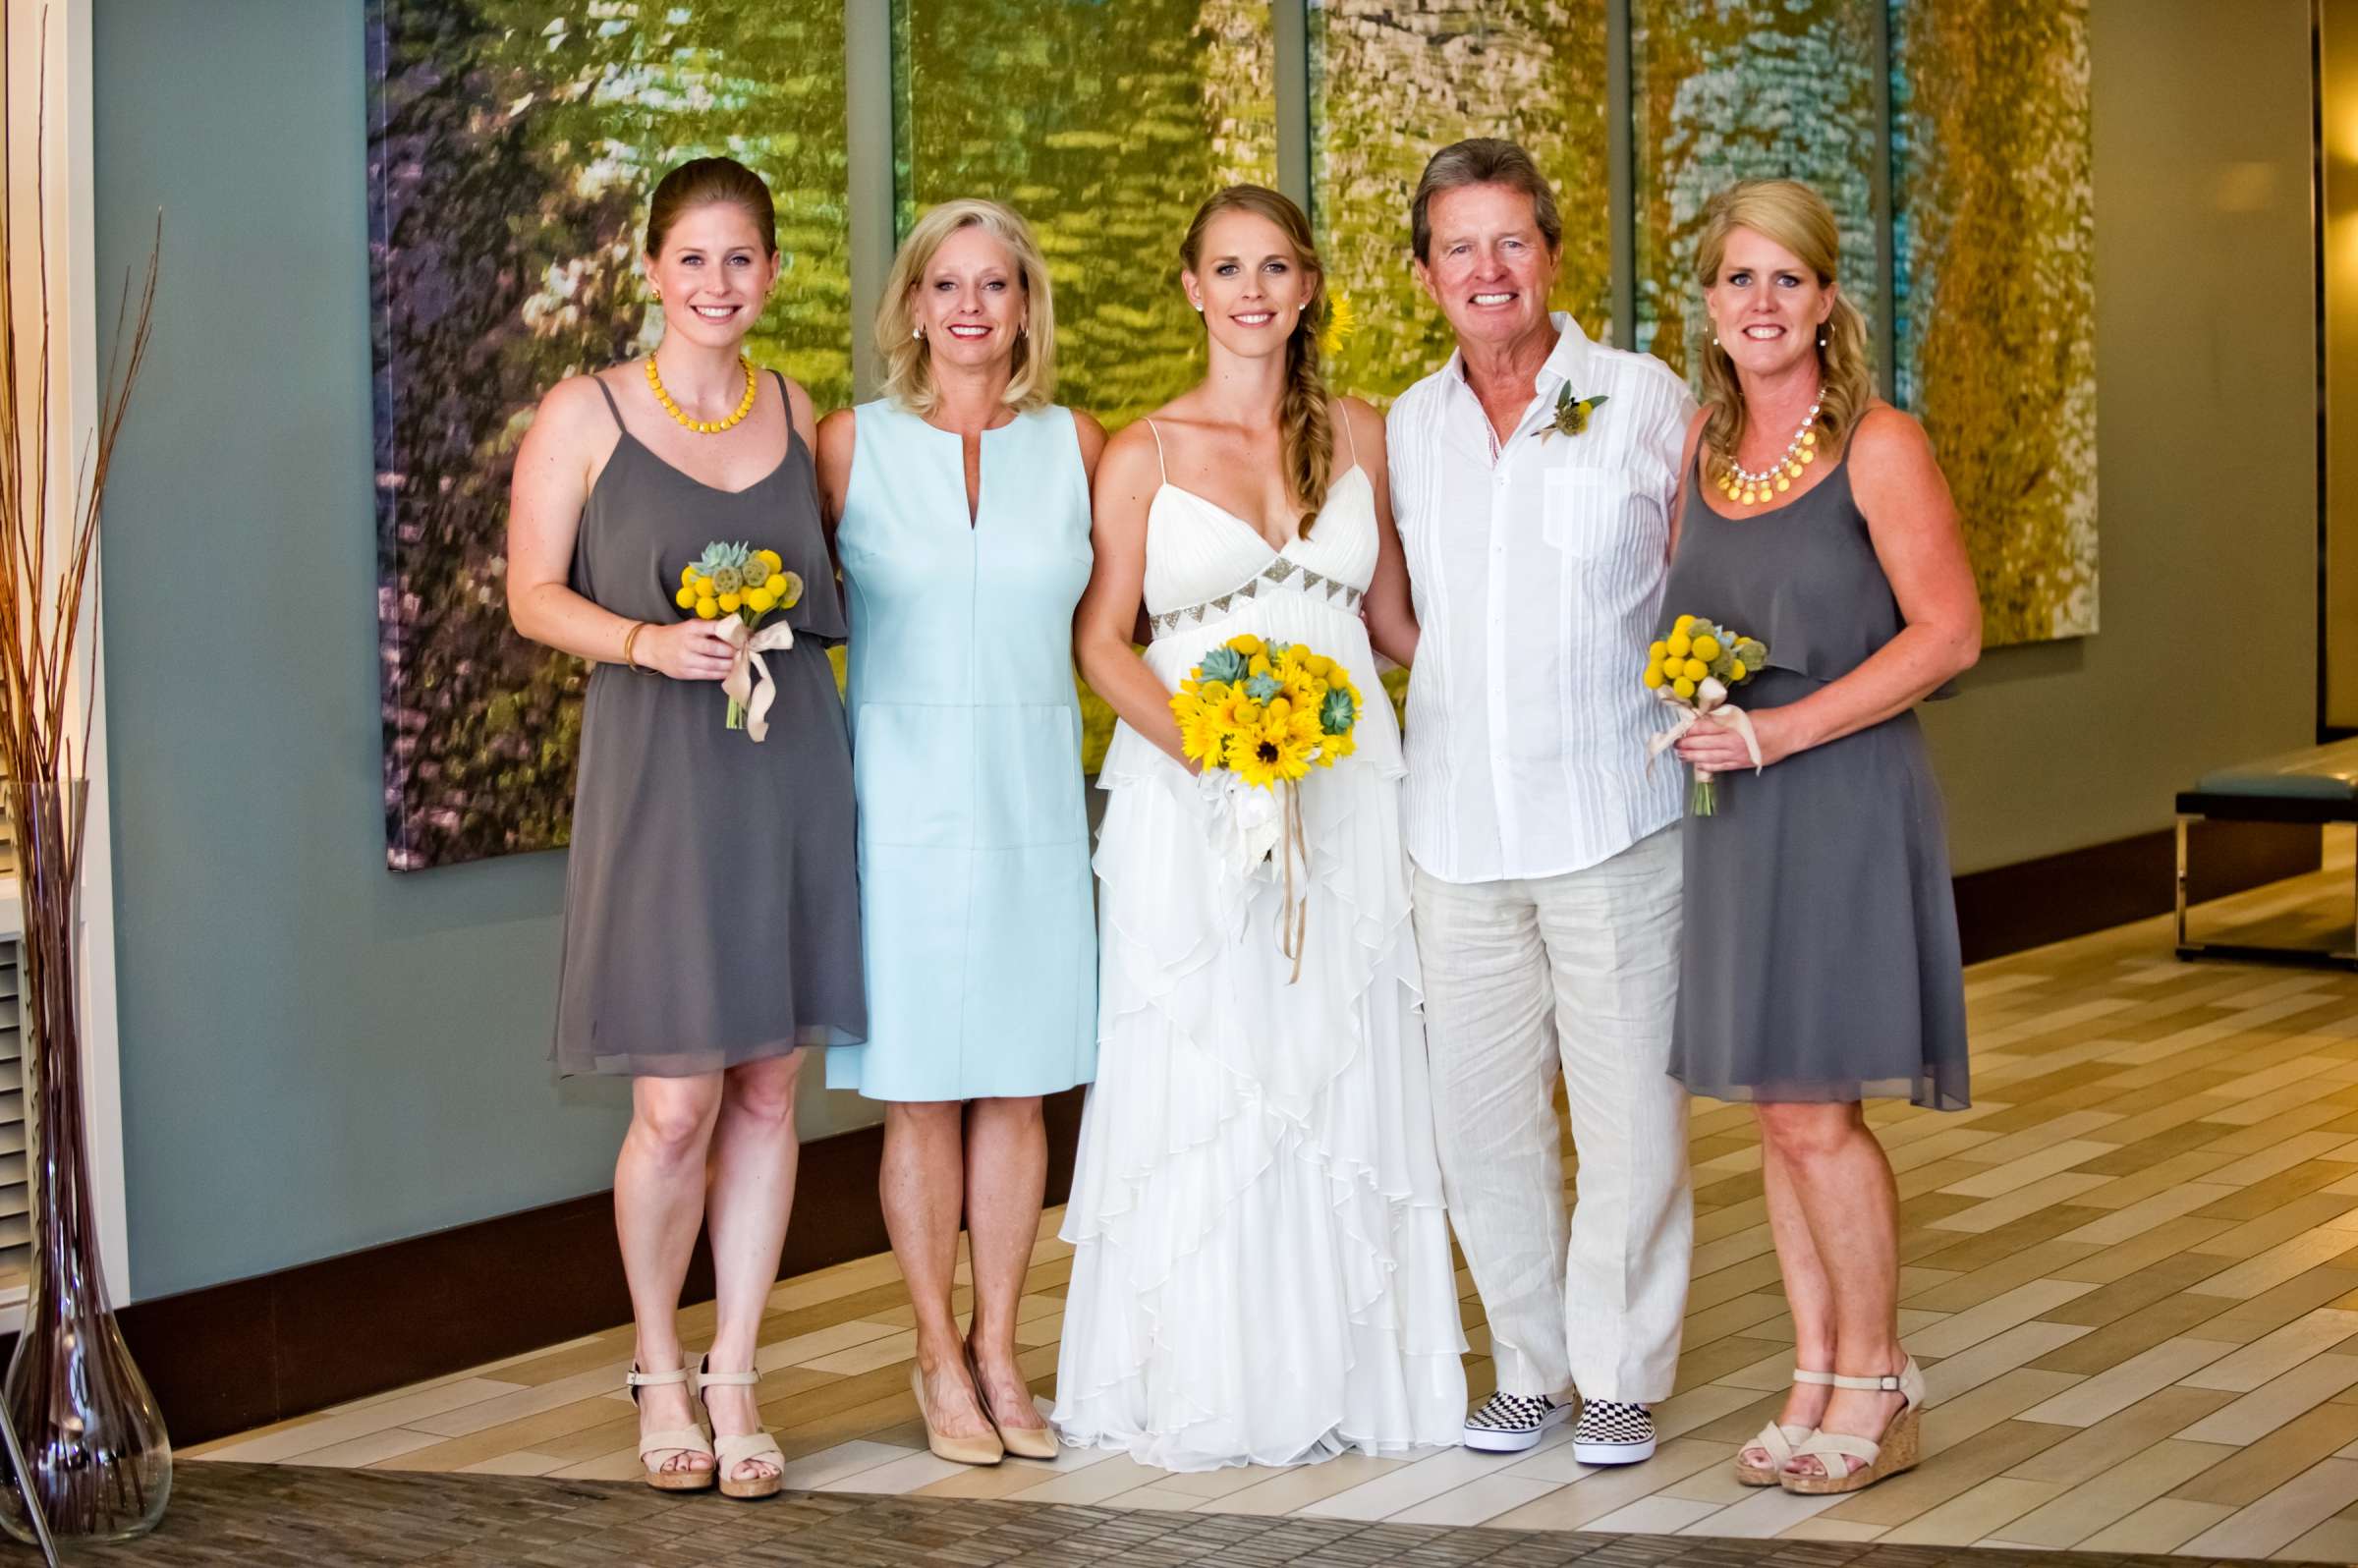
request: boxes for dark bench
[2175,738,2358,970]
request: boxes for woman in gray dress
[1661,180,1979,1498]
[507,157,865,1499]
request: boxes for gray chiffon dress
[1660,440,1969,1110]
[552,372,867,1076]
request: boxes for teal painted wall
[91,0,875,1301]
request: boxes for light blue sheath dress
[825,399,1098,1101]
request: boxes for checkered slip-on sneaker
[1461,1390,1571,1453]
[1572,1399,1656,1465]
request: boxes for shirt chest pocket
[1542,468,1656,561]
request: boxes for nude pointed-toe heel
[911,1363,1004,1466]
[970,1347,1058,1461]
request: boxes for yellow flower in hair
[1319,288,1356,359]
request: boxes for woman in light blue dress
[815,198,1103,1467]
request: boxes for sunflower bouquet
[1168,634,1362,980]
[675,541,804,739]
[1643,613,1768,814]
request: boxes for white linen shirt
[1388,313,1696,884]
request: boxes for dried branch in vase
[0,8,171,1543]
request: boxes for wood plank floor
[190,830,2358,1558]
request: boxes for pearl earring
[1193,301,1203,312]
[913,325,924,341]
[1818,330,1827,347]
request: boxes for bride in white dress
[1057,185,1466,1472]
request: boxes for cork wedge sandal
[1778,1357,1928,1495]
[626,1365,714,1492]
[697,1360,786,1500]
[1734,1369,1834,1486]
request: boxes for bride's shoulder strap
[1143,418,1167,482]
[1333,399,1361,475]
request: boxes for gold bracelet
[620,620,648,670]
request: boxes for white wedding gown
[1052,449,1468,1473]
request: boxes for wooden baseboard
[49,820,2325,1448]
[1951,819,2324,965]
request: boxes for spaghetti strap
[1335,400,1361,474]
[1144,418,1167,481]
[593,374,626,429]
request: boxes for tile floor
[190,830,2358,1559]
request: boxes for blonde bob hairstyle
[876,198,1056,417]
[1693,179,1876,484]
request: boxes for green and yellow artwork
[1309,0,1612,403]
[1631,0,1883,383]
[367,0,851,868]
[1893,0,2098,643]
[895,0,1278,767]
[893,0,1278,426]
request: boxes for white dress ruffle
[1053,469,1467,1473]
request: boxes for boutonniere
[1544,385,1608,440]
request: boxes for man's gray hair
[1409,138,1564,264]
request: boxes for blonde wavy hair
[1180,185,1336,538]
[877,198,1056,416]
[1694,180,1876,483]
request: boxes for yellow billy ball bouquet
[1643,613,1768,814]
[675,540,804,739]
[1167,634,1362,980]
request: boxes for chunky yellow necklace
[646,354,758,435]
[1717,396,1821,507]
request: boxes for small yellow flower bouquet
[1168,634,1362,980]
[1643,613,1768,815]
[675,540,804,739]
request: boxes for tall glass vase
[0,781,169,1543]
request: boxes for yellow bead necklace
[1718,395,1821,507]
[646,353,758,435]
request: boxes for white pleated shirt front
[1387,313,1697,884]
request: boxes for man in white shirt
[1386,139,1694,1465]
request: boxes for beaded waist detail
[1148,556,1366,641]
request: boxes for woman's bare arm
[1075,422,1190,768]
[506,372,735,683]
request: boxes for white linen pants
[1412,825,1690,1404]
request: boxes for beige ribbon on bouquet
[1645,679,1764,787]
[718,617,797,743]
[1277,778,1311,985]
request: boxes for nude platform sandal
[696,1360,787,1500]
[626,1365,714,1492]
[1734,1368,1834,1486]
[1778,1357,1928,1495]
